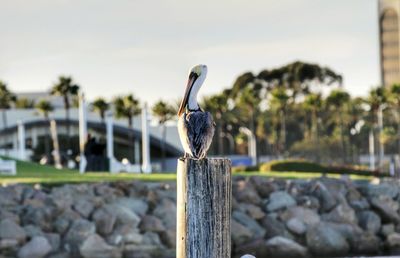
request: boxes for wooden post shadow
[177,158,232,258]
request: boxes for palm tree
[202,93,232,154]
[388,84,400,154]
[113,94,141,162]
[270,87,290,155]
[0,81,16,129]
[303,93,322,139]
[36,100,54,157]
[152,100,175,170]
[113,94,141,128]
[366,87,388,167]
[50,76,80,145]
[91,98,109,123]
[326,89,351,163]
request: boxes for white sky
[0,0,380,104]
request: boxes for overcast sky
[0,0,380,104]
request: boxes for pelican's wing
[186,112,215,158]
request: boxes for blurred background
[0,0,398,175]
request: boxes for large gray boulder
[306,223,349,256]
[92,206,117,236]
[152,198,176,229]
[370,197,400,223]
[231,220,253,246]
[114,197,149,218]
[286,218,306,235]
[260,215,293,240]
[104,203,141,227]
[311,181,337,212]
[233,180,262,205]
[265,236,309,258]
[0,219,26,243]
[80,234,121,258]
[358,210,381,234]
[64,219,96,255]
[139,215,165,233]
[280,206,320,226]
[266,191,296,212]
[72,199,94,218]
[322,204,357,224]
[232,211,265,238]
[17,236,52,258]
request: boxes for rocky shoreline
[0,176,399,258]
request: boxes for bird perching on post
[177,64,215,159]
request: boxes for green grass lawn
[0,159,375,185]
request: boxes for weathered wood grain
[177,158,232,258]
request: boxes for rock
[381,224,395,237]
[23,225,44,238]
[53,216,71,235]
[72,199,94,218]
[47,252,71,258]
[92,207,116,236]
[358,211,381,234]
[349,198,370,211]
[139,215,165,233]
[123,244,170,258]
[265,236,309,258]
[0,238,19,250]
[350,232,380,254]
[105,204,141,227]
[0,219,26,243]
[233,180,262,205]
[260,215,293,240]
[249,176,278,198]
[306,223,349,256]
[152,198,176,229]
[232,211,265,238]
[359,183,400,199]
[242,203,265,220]
[64,219,96,255]
[17,236,52,258]
[296,195,320,210]
[370,197,400,223]
[107,224,143,246]
[234,238,268,258]
[44,233,60,252]
[286,218,306,235]
[0,210,20,224]
[231,220,252,245]
[325,222,363,244]
[80,234,121,258]
[322,204,357,224]
[21,205,54,231]
[312,181,337,212]
[240,255,256,258]
[266,191,296,212]
[386,233,400,248]
[142,232,162,246]
[160,229,176,248]
[280,206,320,226]
[114,197,149,218]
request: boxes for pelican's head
[177,64,208,116]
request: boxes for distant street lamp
[240,127,256,166]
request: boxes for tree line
[1,61,399,168]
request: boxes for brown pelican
[177,64,215,159]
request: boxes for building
[379,0,400,86]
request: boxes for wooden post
[177,158,232,258]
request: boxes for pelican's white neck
[187,72,206,111]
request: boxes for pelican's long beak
[178,72,197,116]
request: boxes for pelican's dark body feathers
[178,110,215,159]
